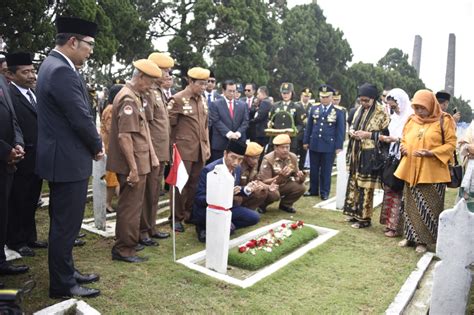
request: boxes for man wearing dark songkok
[436,90,460,123]
[192,140,260,243]
[36,16,103,299]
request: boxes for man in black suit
[0,73,29,288]
[209,80,249,161]
[252,86,273,147]
[36,17,103,299]
[5,52,47,258]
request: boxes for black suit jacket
[0,75,24,174]
[251,98,272,138]
[9,84,38,174]
[36,50,102,182]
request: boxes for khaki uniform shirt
[144,87,170,162]
[168,88,210,162]
[239,160,259,186]
[106,83,152,175]
[258,151,304,185]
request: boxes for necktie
[229,99,234,119]
[26,90,36,107]
[323,106,327,115]
[207,93,212,105]
[248,98,252,109]
[167,90,171,99]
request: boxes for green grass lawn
[4,181,468,314]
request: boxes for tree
[449,96,472,123]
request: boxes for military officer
[107,59,161,263]
[239,142,278,211]
[268,83,305,154]
[303,84,345,200]
[168,67,211,232]
[296,88,314,170]
[137,52,174,247]
[258,134,306,213]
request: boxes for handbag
[382,143,404,191]
[440,115,462,188]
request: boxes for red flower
[238,246,247,253]
[281,223,286,228]
[290,223,298,230]
[297,220,304,226]
[246,240,257,248]
[258,238,268,246]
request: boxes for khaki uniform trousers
[140,164,165,240]
[264,180,305,208]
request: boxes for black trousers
[48,179,88,293]
[0,172,13,264]
[7,173,42,248]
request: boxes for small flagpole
[172,184,176,262]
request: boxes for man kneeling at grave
[192,140,261,243]
[257,134,306,213]
[240,142,279,212]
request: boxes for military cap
[301,88,312,97]
[435,91,451,102]
[6,52,32,66]
[187,67,210,80]
[226,139,247,156]
[56,16,98,37]
[280,82,294,94]
[133,59,162,78]
[148,52,174,68]
[319,84,335,97]
[245,142,264,157]
[333,90,341,100]
[273,134,291,145]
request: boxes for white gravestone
[92,157,107,231]
[335,149,348,209]
[430,199,474,315]
[205,164,234,274]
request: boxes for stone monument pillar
[205,164,234,274]
[92,158,107,230]
[444,33,456,96]
[411,35,422,77]
[335,149,348,209]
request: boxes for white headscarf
[387,88,413,153]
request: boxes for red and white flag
[165,144,189,193]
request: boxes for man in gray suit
[36,16,103,299]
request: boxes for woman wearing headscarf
[378,88,413,237]
[101,84,123,213]
[343,83,390,228]
[458,124,474,211]
[395,89,456,253]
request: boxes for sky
[288,0,474,103]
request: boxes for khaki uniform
[140,87,170,239]
[239,160,276,210]
[106,83,154,257]
[258,151,306,209]
[168,88,210,222]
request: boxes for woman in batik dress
[394,90,456,253]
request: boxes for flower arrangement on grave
[228,221,318,271]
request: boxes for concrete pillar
[335,149,348,209]
[92,158,107,230]
[411,35,422,77]
[444,33,456,96]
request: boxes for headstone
[92,157,107,231]
[335,149,348,209]
[430,199,474,314]
[205,164,234,274]
[411,35,422,77]
[444,33,456,96]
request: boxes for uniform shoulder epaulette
[334,105,346,111]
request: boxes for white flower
[264,247,272,252]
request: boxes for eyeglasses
[208,79,216,83]
[77,38,95,48]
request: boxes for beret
[148,52,174,68]
[245,142,263,156]
[187,67,210,80]
[273,134,291,145]
[133,59,162,78]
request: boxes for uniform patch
[123,105,133,115]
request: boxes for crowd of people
[0,15,464,301]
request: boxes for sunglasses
[208,79,216,83]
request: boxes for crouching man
[192,140,260,243]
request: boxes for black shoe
[74,270,100,284]
[14,246,35,257]
[111,249,148,263]
[0,262,29,275]
[173,222,185,233]
[279,205,296,213]
[139,238,158,246]
[303,192,318,197]
[135,244,145,251]
[257,207,267,214]
[74,239,86,247]
[27,240,48,248]
[151,231,170,239]
[196,227,206,243]
[321,195,329,200]
[50,284,100,299]
[77,233,86,239]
